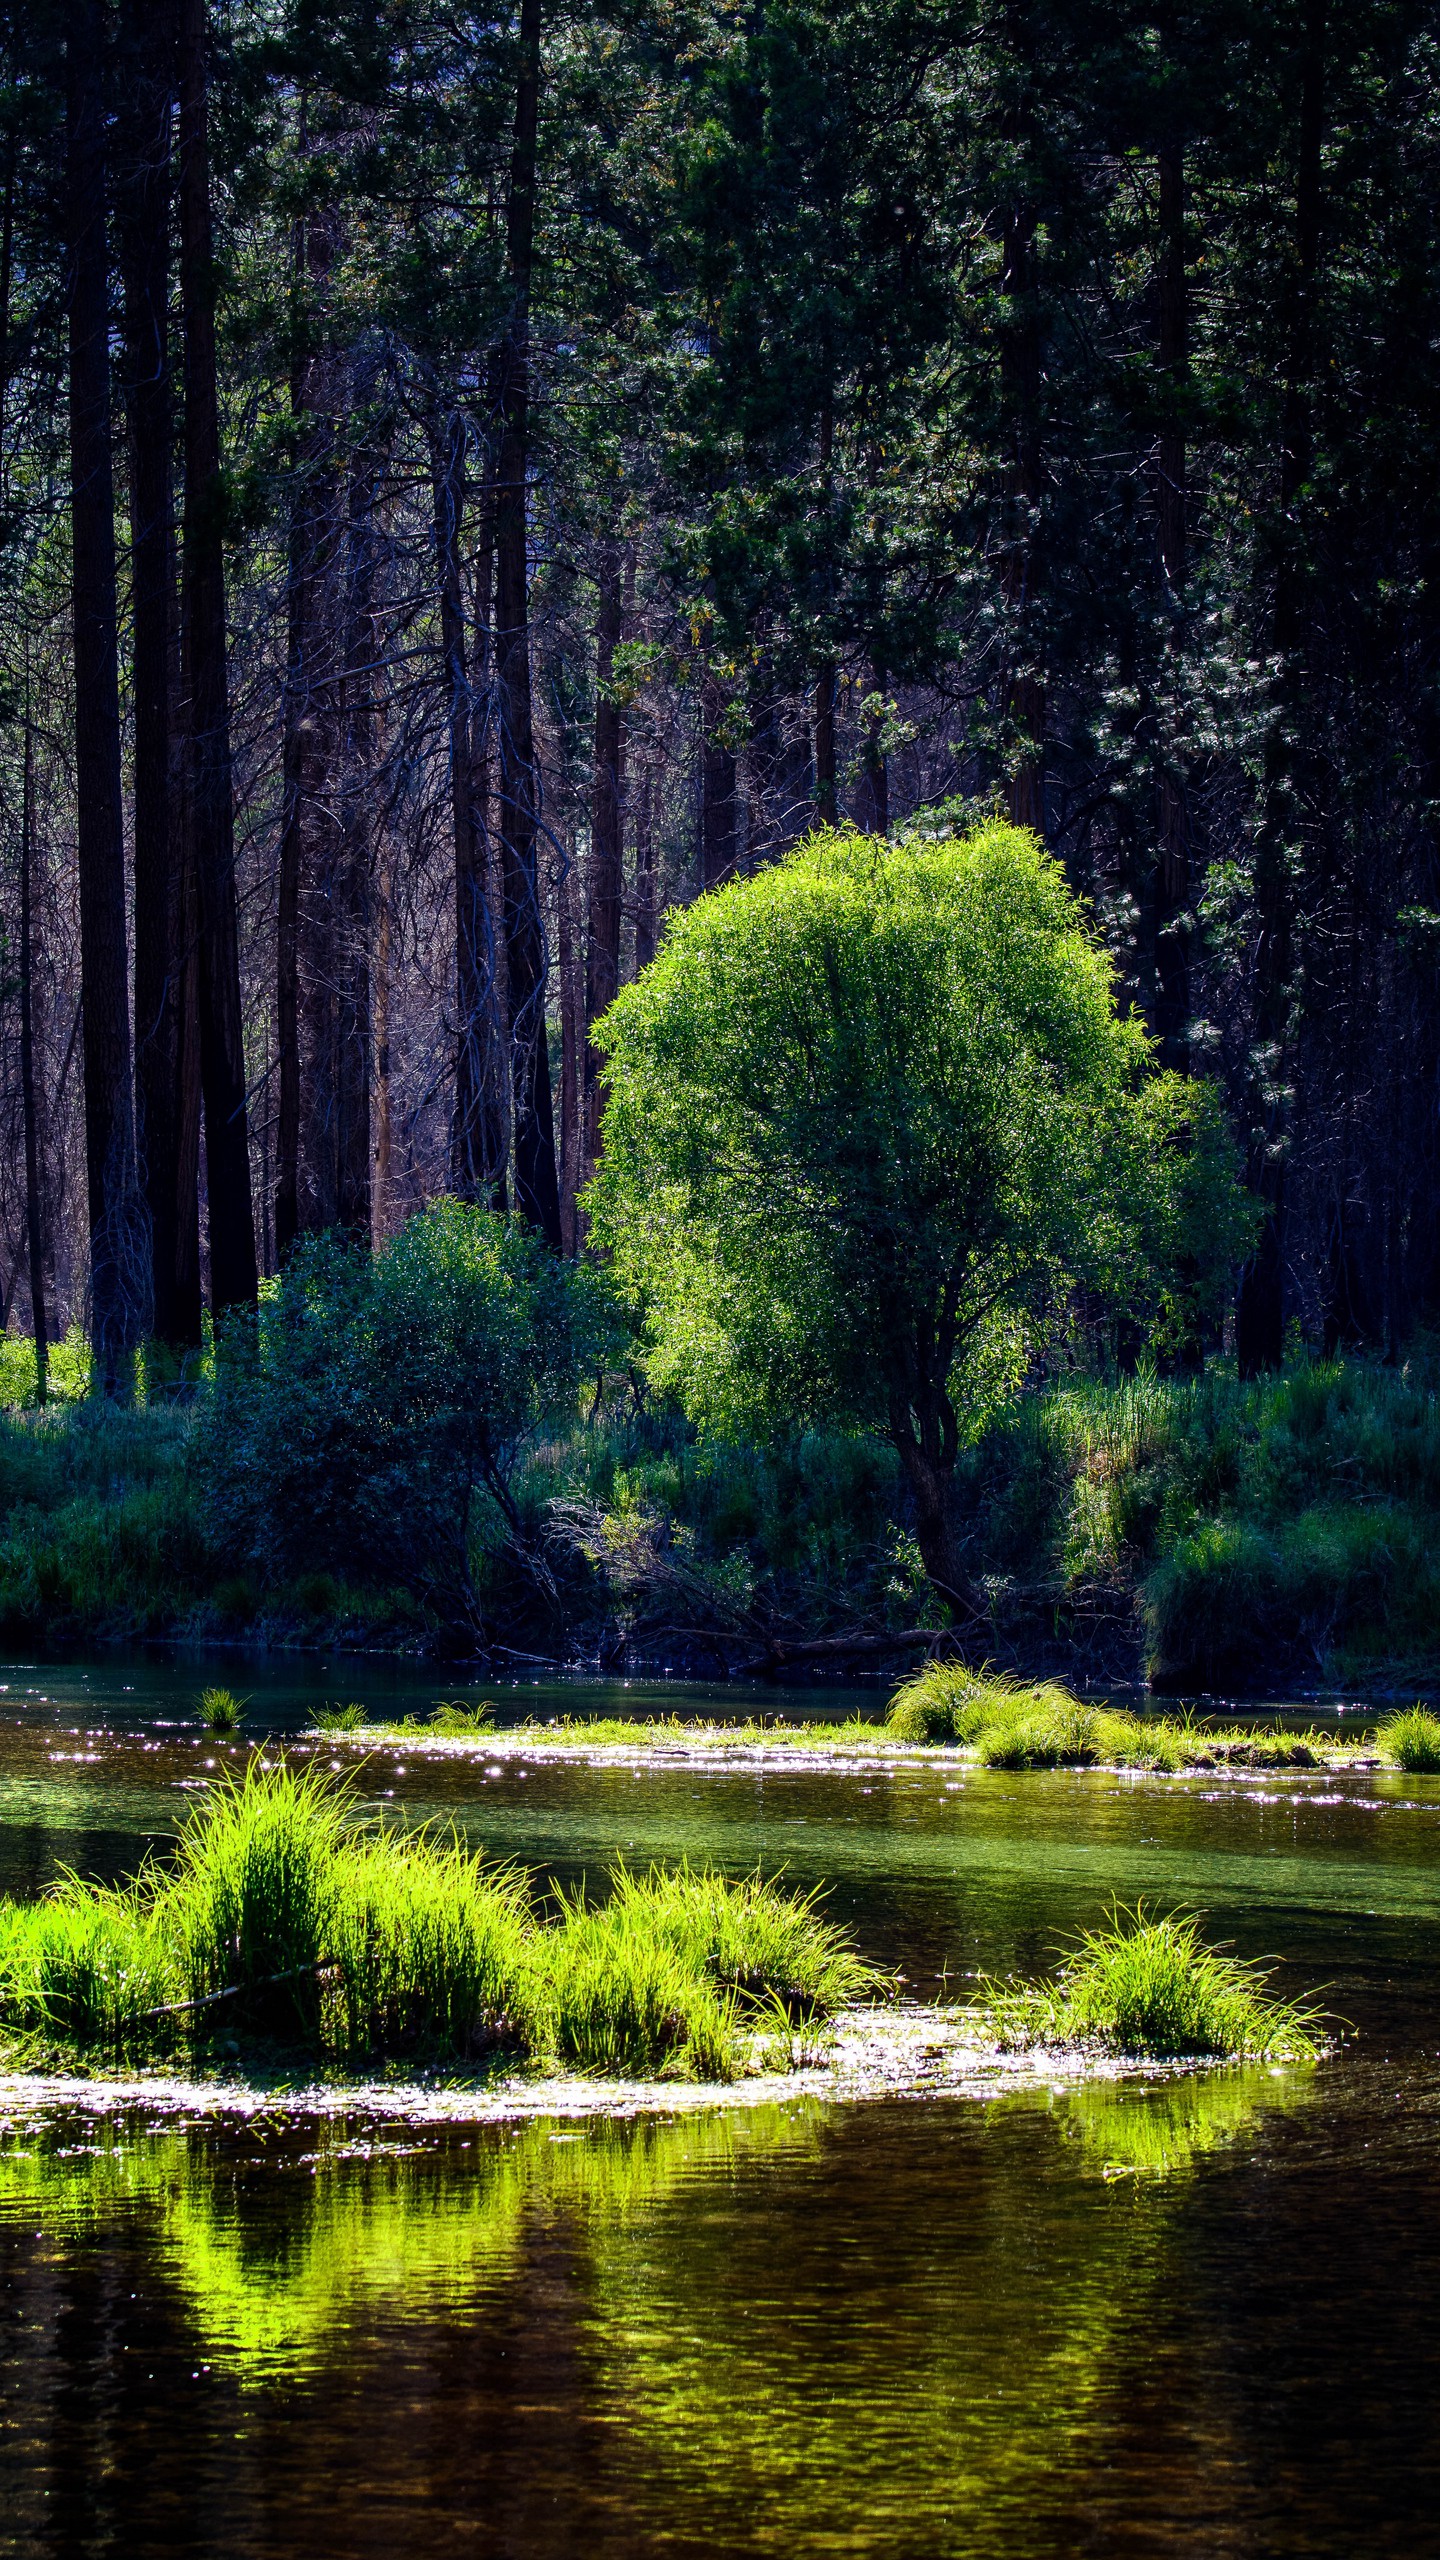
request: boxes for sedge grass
[198,1686,245,1733]
[0,1756,868,2083]
[977,1904,1326,2062]
[1376,1706,1440,1772]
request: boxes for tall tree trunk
[1001,204,1045,832]
[178,0,257,1314]
[583,538,624,1174]
[436,413,506,1203]
[471,454,511,1211]
[335,421,375,1237]
[494,0,561,1246]
[700,676,737,886]
[854,678,888,835]
[558,845,584,1250]
[1153,140,1189,1073]
[813,664,837,825]
[371,834,392,1246]
[119,0,195,1348]
[632,759,656,970]
[276,191,341,1251]
[20,681,49,1406]
[67,0,149,1386]
[1237,0,1325,1372]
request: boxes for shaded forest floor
[2,1354,1440,1696]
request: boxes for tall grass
[328,1832,531,2059]
[0,1757,870,2081]
[978,1905,1325,2061]
[886,1663,1341,1769]
[1376,1706,1440,1772]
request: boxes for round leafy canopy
[587,821,1245,1439]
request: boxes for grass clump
[198,1686,245,1733]
[1377,1705,1440,1772]
[169,1756,348,2033]
[978,1904,1325,2061]
[0,1757,867,2084]
[328,1832,531,2060]
[887,1665,1099,1765]
[530,1894,740,2080]
[0,1876,180,2055]
[315,1701,366,1733]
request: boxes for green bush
[201,1202,613,1635]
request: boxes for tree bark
[1154,140,1189,1073]
[119,0,196,1348]
[1237,0,1325,1372]
[583,537,624,1175]
[67,0,149,1385]
[20,682,49,1405]
[854,679,888,836]
[335,418,375,1237]
[494,0,561,1246]
[558,844,584,1251]
[276,188,341,1251]
[632,761,657,970]
[178,0,257,1314]
[700,676,737,887]
[436,413,506,1203]
[1001,204,1045,833]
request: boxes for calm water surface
[0,1658,1437,2556]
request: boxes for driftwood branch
[137,1958,333,2023]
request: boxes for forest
[1,0,1439,1688]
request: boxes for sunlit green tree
[588,820,1251,1606]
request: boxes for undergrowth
[3,1340,1440,1692]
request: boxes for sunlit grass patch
[603,1862,875,2016]
[327,1830,531,2060]
[976,1904,1326,2061]
[1377,1705,1440,1772]
[0,1875,181,2055]
[528,1893,742,2080]
[198,1685,245,1733]
[0,1758,870,2085]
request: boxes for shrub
[978,1905,1324,2061]
[201,1202,614,1636]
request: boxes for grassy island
[0,1758,872,2082]
[310,1666,1440,1776]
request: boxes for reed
[978,1904,1325,2061]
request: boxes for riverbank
[5,1351,1440,1696]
